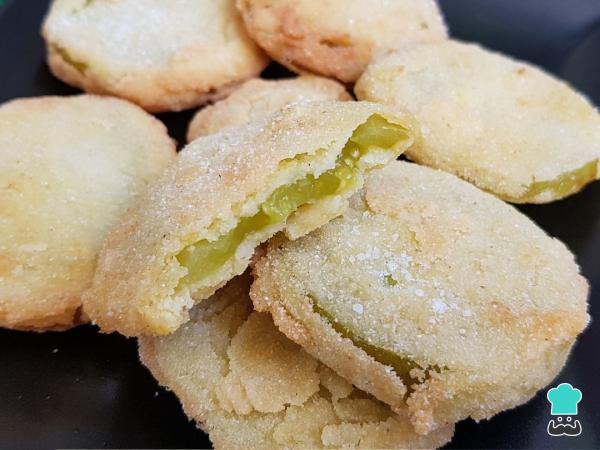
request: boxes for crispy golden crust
[251,161,589,434]
[42,0,269,112]
[237,0,447,83]
[355,40,600,203]
[83,101,418,337]
[139,275,454,449]
[187,76,351,141]
[0,95,175,331]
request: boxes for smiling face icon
[547,416,583,437]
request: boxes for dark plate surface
[1,1,599,449]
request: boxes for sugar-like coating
[139,275,454,449]
[237,0,447,83]
[0,95,175,331]
[83,101,419,337]
[251,161,589,434]
[355,40,600,203]
[188,76,351,141]
[42,0,268,112]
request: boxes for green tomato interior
[176,114,409,287]
[310,298,436,392]
[51,44,88,75]
[512,159,598,202]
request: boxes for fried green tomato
[83,101,418,337]
[355,40,600,203]
[187,76,351,141]
[42,0,268,112]
[139,274,454,449]
[0,95,175,331]
[251,161,589,434]
[237,0,447,83]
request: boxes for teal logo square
[547,383,582,415]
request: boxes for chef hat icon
[547,383,582,415]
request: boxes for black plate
[1,1,599,448]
